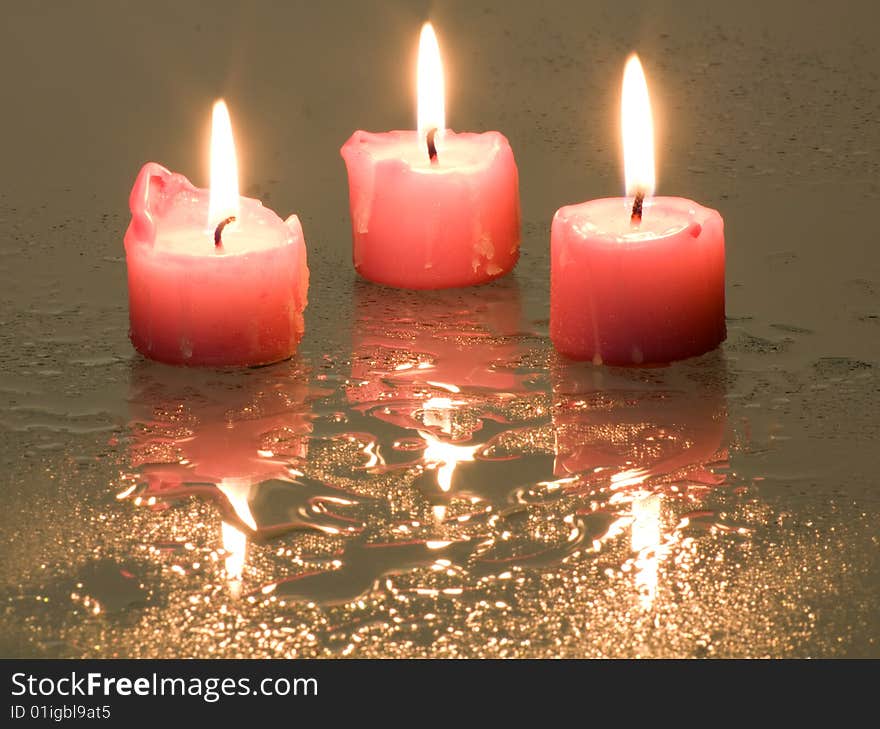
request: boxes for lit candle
[341,23,521,290]
[550,55,725,365]
[124,100,309,367]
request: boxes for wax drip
[214,216,236,247]
[426,128,438,164]
[631,191,644,224]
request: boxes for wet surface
[1,0,878,657]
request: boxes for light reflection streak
[631,492,662,609]
[221,520,247,594]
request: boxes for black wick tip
[426,128,438,164]
[631,191,645,224]
[214,216,236,247]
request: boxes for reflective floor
[1,1,878,657]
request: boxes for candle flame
[417,23,445,145]
[621,54,656,199]
[209,99,240,227]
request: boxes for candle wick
[631,191,645,224]
[214,216,236,247]
[426,128,438,164]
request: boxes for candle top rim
[554,196,721,245]
[126,163,302,257]
[341,129,512,173]
[152,193,299,257]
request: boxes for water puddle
[114,280,740,629]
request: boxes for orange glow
[621,54,656,198]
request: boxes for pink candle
[340,23,520,290]
[124,101,309,367]
[551,55,725,366]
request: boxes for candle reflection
[346,279,550,504]
[347,277,526,412]
[126,362,360,591]
[552,355,727,486]
[552,354,729,608]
